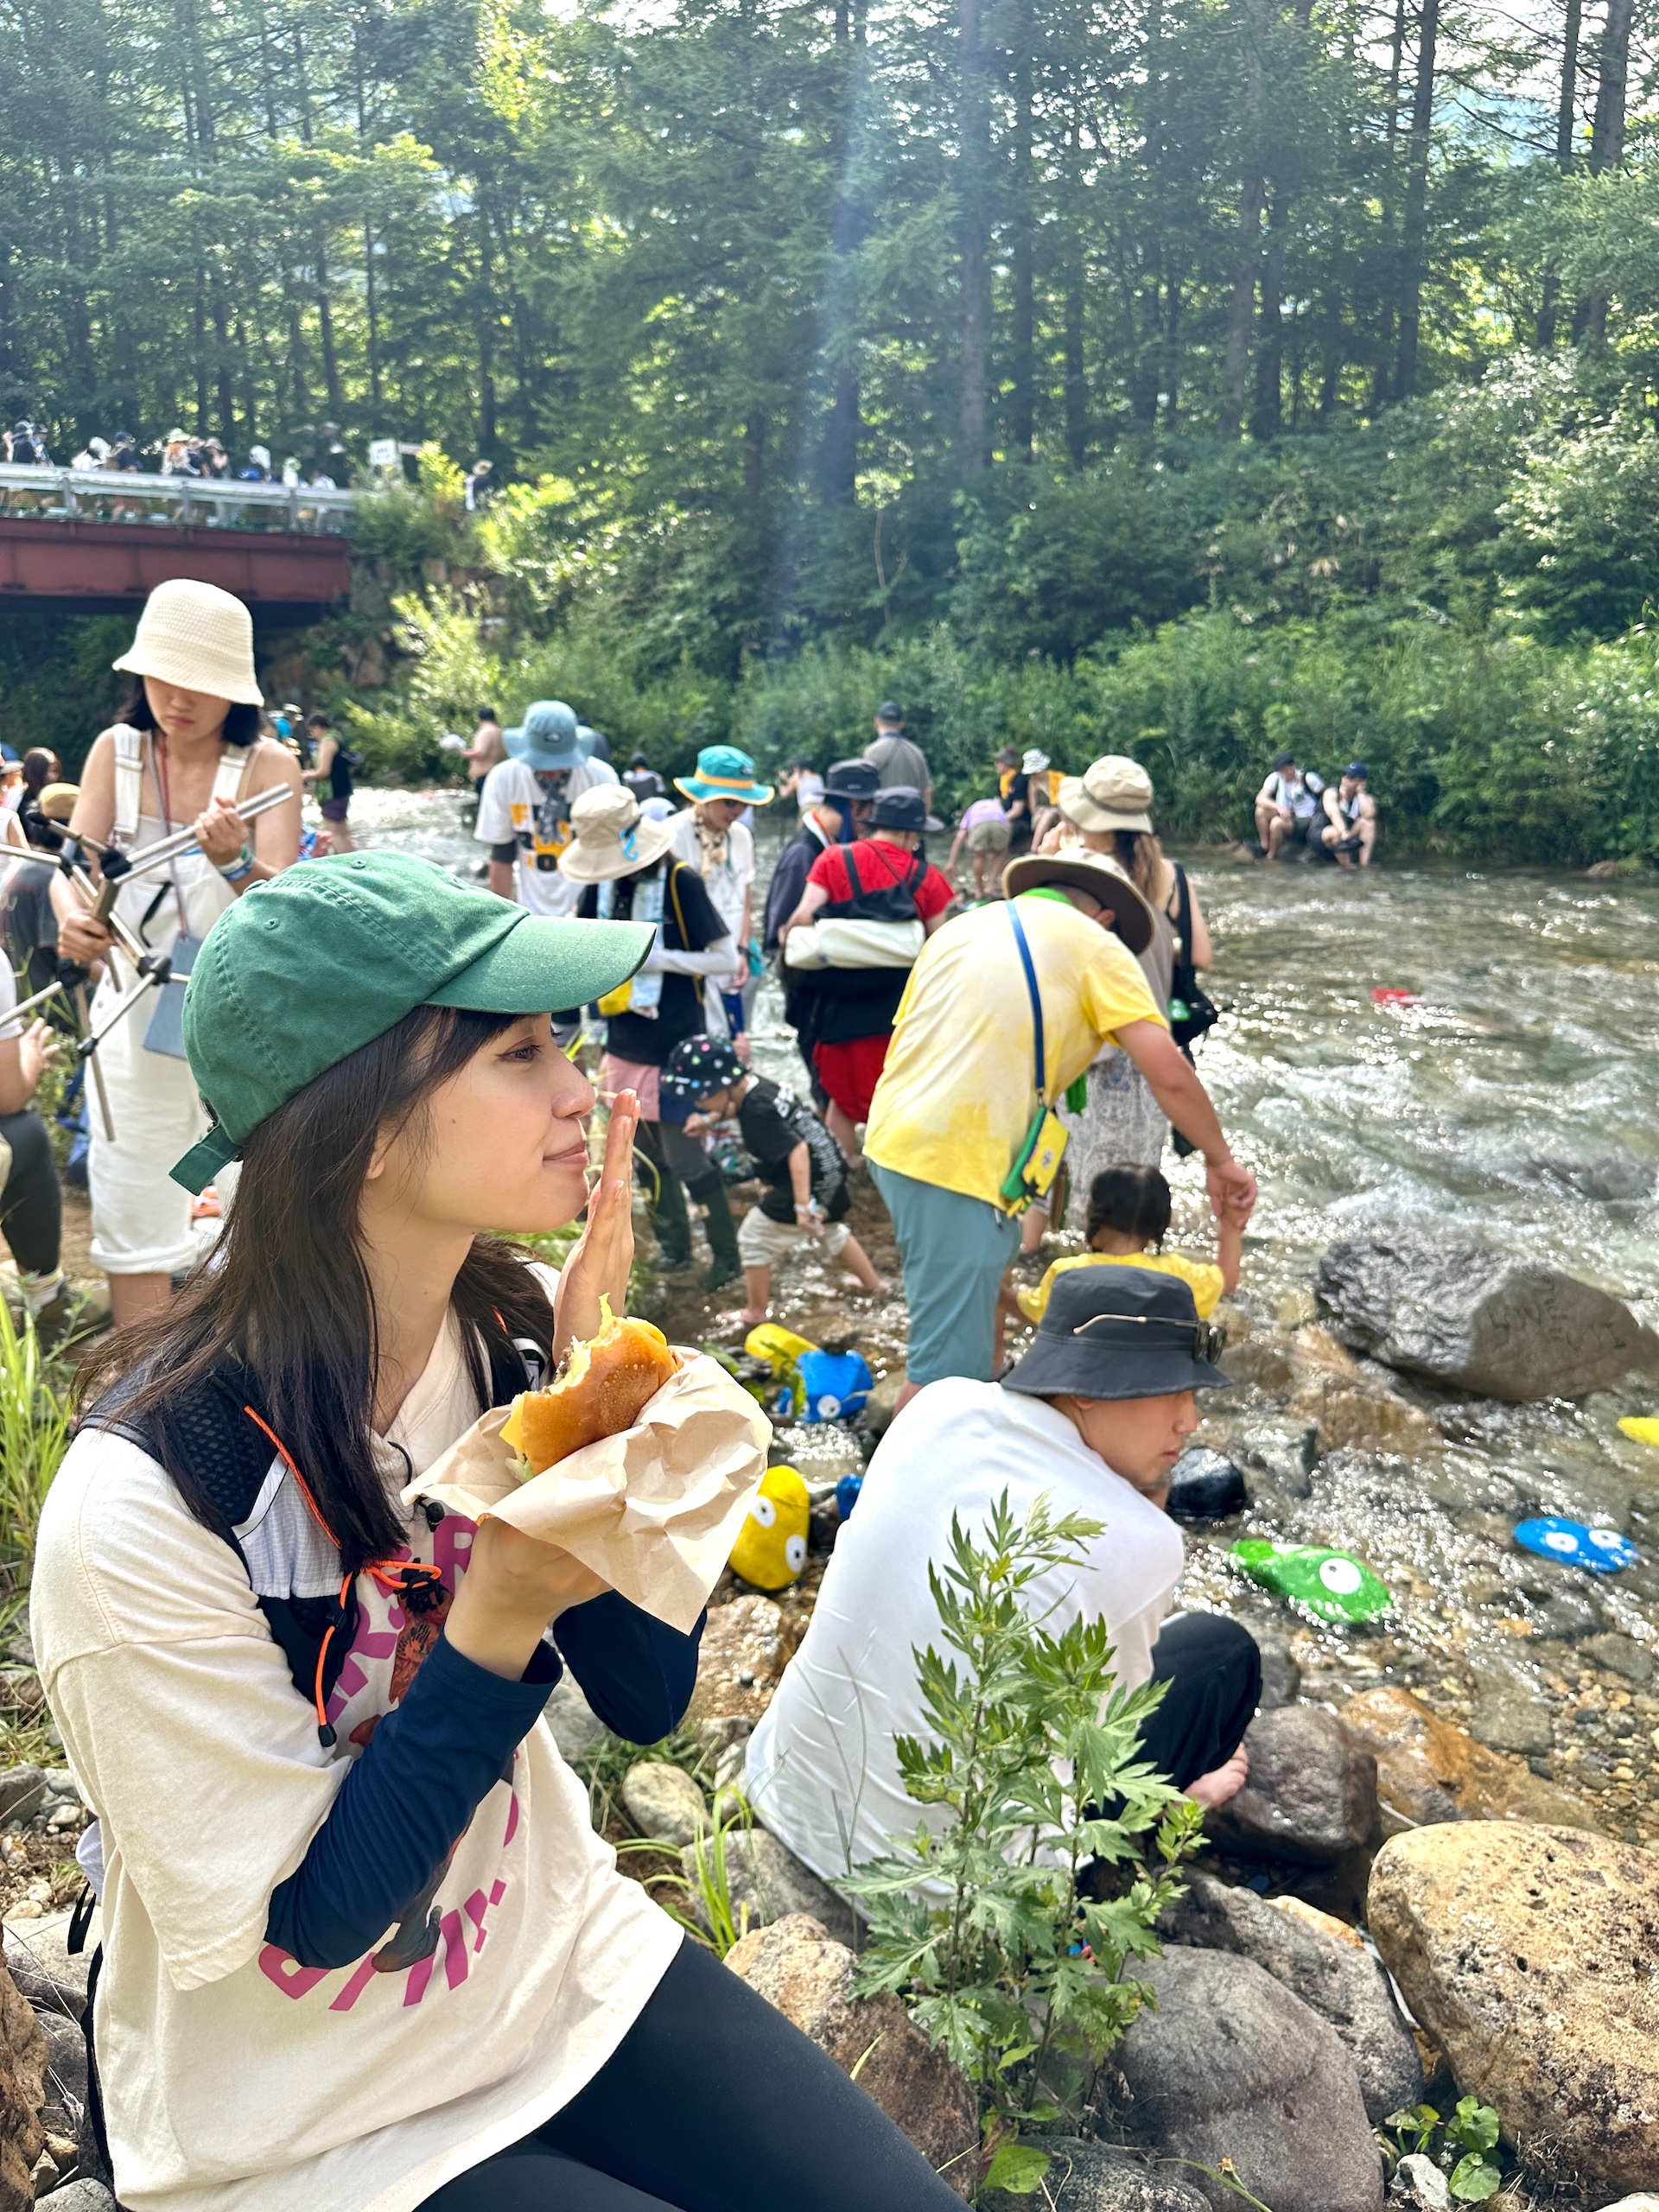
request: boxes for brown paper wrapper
[399,1351,770,1634]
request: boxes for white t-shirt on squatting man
[474,755,619,919]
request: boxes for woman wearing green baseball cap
[33,854,959,2212]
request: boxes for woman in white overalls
[54,580,302,1325]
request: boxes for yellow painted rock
[729,1464,810,1591]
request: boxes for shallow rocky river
[358,788,1659,1849]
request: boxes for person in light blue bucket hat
[670,746,774,1065]
[475,698,620,925]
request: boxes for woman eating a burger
[35,851,962,2212]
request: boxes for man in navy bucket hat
[745,1265,1262,1885]
[474,698,620,929]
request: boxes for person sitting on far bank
[747,1266,1258,1883]
[664,1033,887,1326]
[1253,752,1323,861]
[1309,761,1376,868]
[669,746,773,1063]
[863,702,932,817]
[947,791,1011,899]
[862,845,1255,1409]
[783,785,954,1163]
[1018,1163,1242,1327]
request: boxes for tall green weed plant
[0,1301,73,1614]
[843,1492,1203,2152]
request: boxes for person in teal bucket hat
[35,851,963,2212]
[474,698,620,933]
[669,744,772,1094]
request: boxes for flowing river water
[356,787,1659,1847]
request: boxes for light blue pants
[868,1160,1021,1385]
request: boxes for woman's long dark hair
[79,1007,561,1573]
[120,678,263,750]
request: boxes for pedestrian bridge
[0,465,355,617]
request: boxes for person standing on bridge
[54,579,302,1330]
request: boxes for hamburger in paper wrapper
[400,1309,770,1633]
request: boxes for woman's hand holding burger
[552,1085,638,1363]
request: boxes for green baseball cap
[169,851,652,1193]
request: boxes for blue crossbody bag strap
[1007,901,1047,1105]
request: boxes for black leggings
[418,1939,963,2211]
[1137,1611,1261,1786]
[0,1109,60,1276]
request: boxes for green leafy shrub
[843,1491,1204,2156]
[0,1300,73,1612]
[1383,2096,1504,2202]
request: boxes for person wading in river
[862,845,1255,1407]
[780,785,954,1161]
[36,851,965,2212]
[54,579,302,1328]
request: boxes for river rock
[1338,1686,1599,1833]
[1314,1230,1659,1402]
[545,1677,610,1764]
[1592,2200,1659,2211]
[679,1823,857,1947]
[1101,1948,1384,2212]
[1219,1336,1295,1393]
[620,1760,708,1846]
[689,1595,793,1723]
[1368,1822,1659,2196]
[1288,1366,1440,1456]
[1390,2152,1452,2209]
[0,1958,44,2212]
[36,2188,117,2211]
[0,1771,46,1829]
[981,2139,1209,2211]
[1582,1631,1656,1684]
[1466,1652,1553,1757]
[858,1371,906,1439]
[2,1916,92,2024]
[725,1915,977,2197]
[1203,1705,1378,1862]
[1255,1630,1302,1709]
[1160,1871,1421,2121]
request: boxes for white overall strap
[108,724,145,850]
[212,745,254,805]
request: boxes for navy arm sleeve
[264,1631,561,1971]
[553,1591,704,1745]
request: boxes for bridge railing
[0,465,358,534]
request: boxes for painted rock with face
[729,1464,810,1591]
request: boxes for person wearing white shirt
[667,743,773,1057]
[1254,751,1323,861]
[747,1266,1260,1886]
[474,700,620,920]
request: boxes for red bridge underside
[0,518,349,619]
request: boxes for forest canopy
[2,0,1658,860]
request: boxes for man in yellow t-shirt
[864,848,1255,1403]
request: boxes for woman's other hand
[553,1087,638,1359]
[446,1516,612,1681]
[56,906,113,967]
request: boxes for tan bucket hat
[1059,753,1154,835]
[1001,848,1155,954]
[557,783,678,883]
[112,579,263,706]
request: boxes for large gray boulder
[1160,1872,1421,2122]
[1315,1230,1659,1402]
[981,2140,1209,2210]
[1203,1705,1378,1864]
[1101,1948,1385,2212]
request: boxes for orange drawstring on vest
[242,1406,447,1747]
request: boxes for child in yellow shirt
[1018,1164,1243,1325]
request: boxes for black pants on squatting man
[424,1618,1260,2212]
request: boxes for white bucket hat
[1059,753,1154,835]
[111,579,263,707]
[1020,748,1051,775]
[557,783,678,884]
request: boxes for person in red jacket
[779,786,953,1159]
